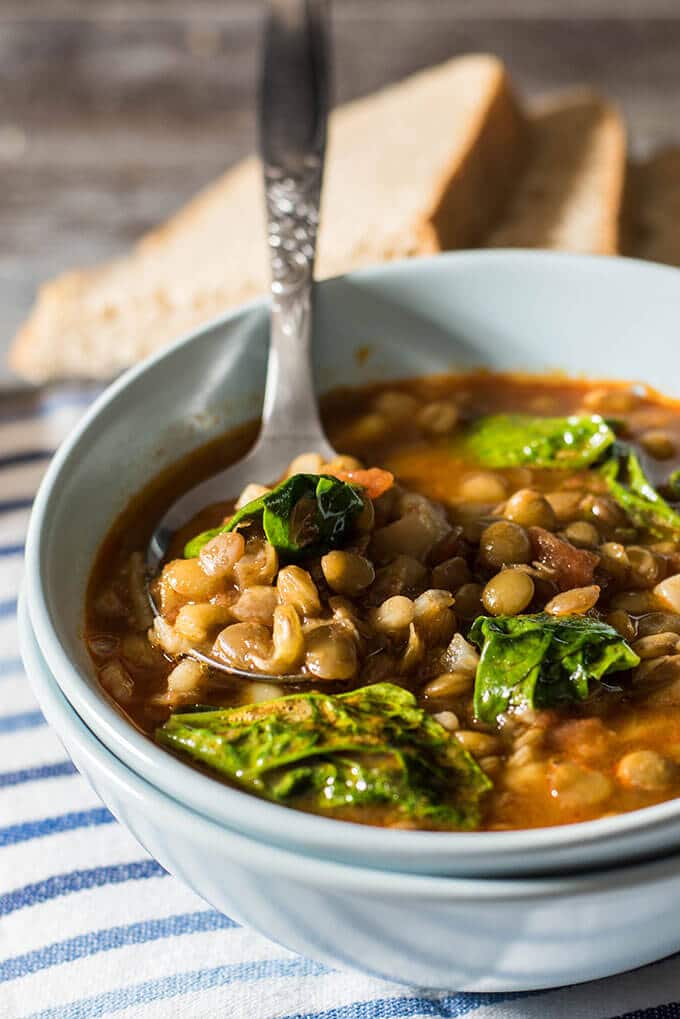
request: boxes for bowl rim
[20,588,680,901]
[24,248,680,865]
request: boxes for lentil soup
[86,373,680,832]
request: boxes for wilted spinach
[469,613,639,724]
[157,682,491,829]
[463,413,615,470]
[667,468,680,499]
[184,473,365,559]
[601,448,680,539]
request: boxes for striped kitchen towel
[3,385,680,1019]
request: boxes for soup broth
[86,373,680,831]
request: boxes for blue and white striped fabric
[4,387,680,1019]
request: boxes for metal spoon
[146,1,334,680]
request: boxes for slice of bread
[9,54,526,381]
[483,92,626,254]
[625,147,680,266]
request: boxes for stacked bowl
[22,251,680,990]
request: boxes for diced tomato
[331,467,394,500]
[528,526,599,591]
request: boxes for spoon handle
[257,0,331,450]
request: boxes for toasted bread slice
[10,54,526,381]
[484,92,626,254]
[625,147,680,266]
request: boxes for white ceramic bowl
[24,250,680,876]
[20,591,680,991]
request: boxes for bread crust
[625,147,680,266]
[483,91,627,255]
[421,66,528,252]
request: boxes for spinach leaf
[463,414,615,470]
[469,613,639,724]
[184,473,365,559]
[601,449,680,539]
[667,469,680,499]
[156,682,491,829]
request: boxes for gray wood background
[4,0,680,385]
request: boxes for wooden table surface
[4,0,680,385]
